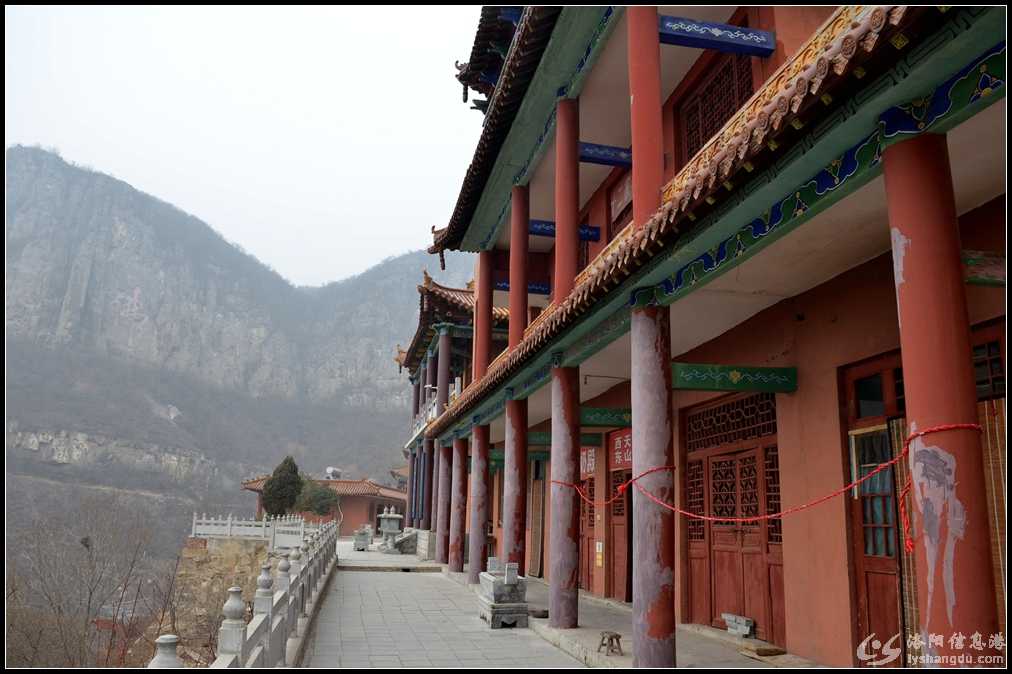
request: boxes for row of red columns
[425,7,997,665]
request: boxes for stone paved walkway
[303,569,583,668]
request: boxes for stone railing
[191,513,319,551]
[149,520,339,668]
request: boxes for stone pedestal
[353,526,372,552]
[377,507,404,554]
[477,559,528,628]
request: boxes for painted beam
[529,219,602,242]
[579,142,632,168]
[529,431,604,446]
[494,279,551,295]
[580,407,632,427]
[963,250,1005,287]
[672,363,797,393]
[529,431,552,446]
[657,15,775,57]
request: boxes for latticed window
[685,392,777,452]
[765,446,782,544]
[611,471,627,516]
[973,340,1005,400]
[679,51,755,162]
[686,460,705,541]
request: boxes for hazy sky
[5,6,485,286]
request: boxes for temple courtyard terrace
[300,539,814,668]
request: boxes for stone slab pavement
[334,538,442,572]
[523,579,780,668]
[302,569,583,668]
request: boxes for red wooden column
[415,449,424,527]
[549,363,580,628]
[406,448,415,526]
[435,441,452,563]
[468,424,491,584]
[883,133,999,650]
[548,93,582,628]
[630,305,676,667]
[554,98,580,302]
[628,7,676,668]
[628,8,665,222]
[503,397,528,574]
[474,250,493,379]
[421,439,434,530]
[509,187,529,348]
[427,438,438,533]
[437,327,451,414]
[448,436,469,572]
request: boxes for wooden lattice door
[684,391,784,647]
[610,469,632,602]
[708,448,771,640]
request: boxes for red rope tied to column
[552,423,982,554]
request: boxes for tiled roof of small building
[242,475,405,501]
[425,5,923,438]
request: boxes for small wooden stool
[598,630,623,656]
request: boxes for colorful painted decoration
[580,407,632,427]
[657,14,775,57]
[879,42,1005,142]
[672,363,797,393]
[529,219,601,242]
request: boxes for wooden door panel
[711,548,742,626]
[743,549,769,640]
[689,550,709,625]
[768,563,787,647]
[864,571,902,668]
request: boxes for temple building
[398,6,1005,667]
[241,475,406,536]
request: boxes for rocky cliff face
[5,145,473,503]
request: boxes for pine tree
[261,456,304,515]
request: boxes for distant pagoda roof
[395,271,508,373]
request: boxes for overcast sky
[5,6,485,286]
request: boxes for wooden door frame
[680,391,782,644]
[840,320,1006,664]
[840,352,905,666]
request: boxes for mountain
[5,145,474,514]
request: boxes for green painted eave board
[436,7,1005,441]
[672,363,797,393]
[460,7,621,252]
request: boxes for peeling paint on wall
[910,432,965,627]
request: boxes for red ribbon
[552,423,983,554]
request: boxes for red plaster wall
[337,496,406,537]
[669,198,1004,665]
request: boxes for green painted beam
[580,407,631,427]
[672,363,797,393]
[963,250,1005,287]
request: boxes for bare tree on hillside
[5,495,154,667]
